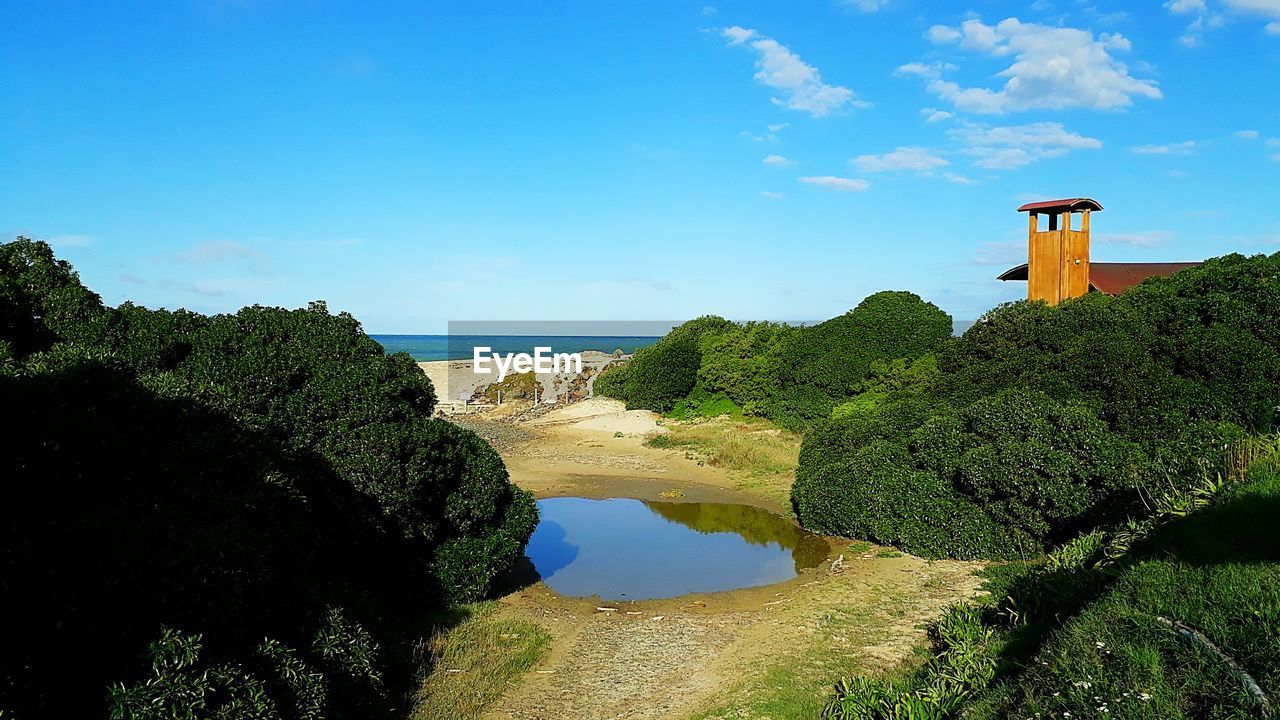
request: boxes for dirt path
[448,399,986,720]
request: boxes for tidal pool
[525,497,829,600]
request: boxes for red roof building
[998,198,1200,303]
[997,261,1202,295]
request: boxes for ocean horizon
[371,334,663,362]
[374,321,977,362]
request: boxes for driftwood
[1156,615,1272,718]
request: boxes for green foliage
[797,253,1280,561]
[256,640,327,720]
[824,605,997,719]
[0,239,536,717]
[967,471,1280,719]
[603,292,950,428]
[666,386,745,420]
[591,358,630,399]
[108,629,278,720]
[695,321,795,416]
[828,456,1280,720]
[794,433,1013,559]
[769,292,951,428]
[598,315,734,412]
[0,237,112,356]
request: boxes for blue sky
[2,1,1278,332]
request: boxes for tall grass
[647,419,801,477]
[412,603,550,720]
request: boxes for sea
[372,320,973,362]
[371,335,662,362]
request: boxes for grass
[847,541,874,555]
[692,596,918,720]
[823,465,1280,719]
[412,602,550,720]
[647,415,803,508]
[964,470,1280,719]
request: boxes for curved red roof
[1087,262,1200,294]
[1017,198,1104,213]
[998,262,1201,294]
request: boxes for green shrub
[763,292,951,429]
[0,239,537,717]
[666,386,744,420]
[798,254,1280,560]
[796,389,1151,558]
[696,321,795,415]
[591,359,630,399]
[793,435,1013,559]
[602,315,734,412]
[108,629,279,720]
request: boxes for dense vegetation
[796,253,1280,558]
[595,291,951,429]
[0,238,537,719]
[826,442,1280,720]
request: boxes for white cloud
[173,240,262,264]
[921,107,953,123]
[46,234,95,248]
[722,26,862,117]
[167,240,273,273]
[896,61,955,78]
[1224,0,1280,18]
[1129,140,1197,154]
[948,121,1102,169]
[916,18,1160,113]
[845,0,889,10]
[760,190,784,199]
[767,122,789,132]
[1093,230,1173,246]
[1166,0,1279,42]
[943,172,978,184]
[798,176,871,192]
[968,240,1026,266]
[1236,129,1260,139]
[1274,153,1280,161]
[852,147,948,173]
[1269,138,1280,147]
[763,154,793,167]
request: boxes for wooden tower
[1017,198,1102,305]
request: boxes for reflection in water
[525,497,829,600]
[641,501,831,571]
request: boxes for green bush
[793,433,1013,559]
[594,293,949,429]
[762,292,952,429]
[0,238,537,717]
[597,315,734,412]
[796,389,1151,558]
[797,254,1280,559]
[696,321,795,416]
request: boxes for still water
[526,497,829,600]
